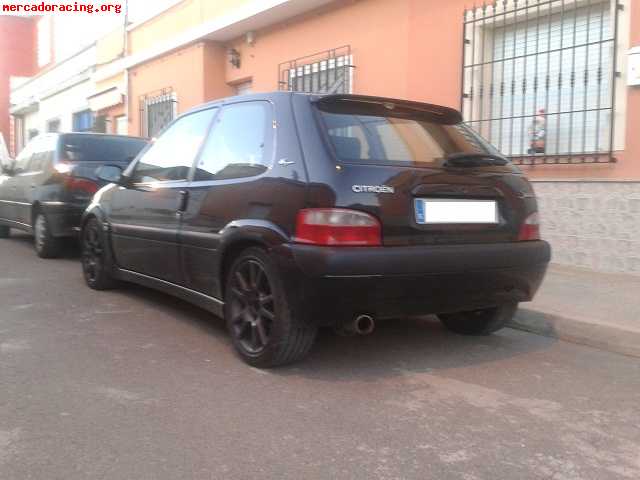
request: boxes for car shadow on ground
[4,230,81,259]
[281,318,556,382]
[117,281,556,381]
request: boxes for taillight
[294,208,382,246]
[63,177,99,195]
[518,212,541,241]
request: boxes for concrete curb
[508,308,640,359]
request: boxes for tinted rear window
[61,135,148,163]
[317,109,499,167]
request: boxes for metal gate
[461,0,621,164]
[139,88,177,138]
[279,46,354,94]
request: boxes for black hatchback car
[0,133,147,258]
[81,93,550,367]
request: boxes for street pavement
[1,231,639,480]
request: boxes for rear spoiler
[312,94,462,125]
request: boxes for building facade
[0,16,36,157]
[7,0,640,274]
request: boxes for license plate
[414,199,498,224]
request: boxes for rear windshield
[61,135,148,164]
[317,109,500,167]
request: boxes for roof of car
[57,132,147,141]
[186,91,462,123]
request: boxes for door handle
[177,190,189,213]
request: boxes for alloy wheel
[82,221,103,284]
[34,214,46,252]
[228,259,275,355]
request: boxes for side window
[14,141,37,174]
[30,149,54,173]
[130,108,216,184]
[28,136,55,173]
[193,102,271,182]
[29,152,45,173]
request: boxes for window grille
[461,0,621,164]
[139,88,177,138]
[279,46,354,94]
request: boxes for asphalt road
[1,231,639,480]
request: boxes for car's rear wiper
[444,152,509,167]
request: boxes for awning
[88,86,124,112]
[10,100,39,116]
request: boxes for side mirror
[96,165,124,184]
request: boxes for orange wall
[407,0,466,108]
[225,0,410,98]
[129,0,411,134]
[0,17,36,148]
[203,42,234,101]
[128,0,639,179]
[129,43,208,137]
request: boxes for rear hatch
[57,134,147,205]
[313,95,537,246]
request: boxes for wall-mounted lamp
[228,48,241,68]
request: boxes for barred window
[139,88,177,138]
[279,46,353,94]
[461,0,621,164]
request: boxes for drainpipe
[123,0,130,134]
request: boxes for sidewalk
[509,264,640,358]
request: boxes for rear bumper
[40,202,85,238]
[277,241,551,323]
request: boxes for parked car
[80,92,551,367]
[0,133,148,258]
[0,133,11,171]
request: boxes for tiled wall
[533,181,640,275]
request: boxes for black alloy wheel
[224,247,317,368]
[81,217,117,290]
[228,258,275,355]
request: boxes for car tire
[81,217,119,290]
[0,225,9,238]
[224,247,317,368]
[438,303,518,336]
[34,212,63,259]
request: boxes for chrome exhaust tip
[353,314,375,335]
[334,314,376,336]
